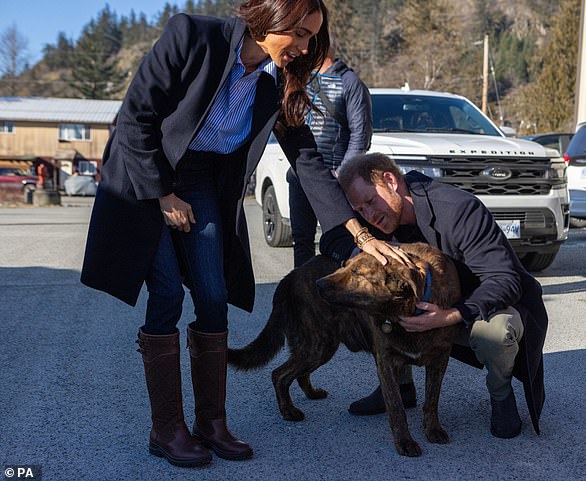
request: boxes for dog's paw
[305,388,328,399]
[281,406,305,422]
[395,438,422,457]
[425,426,450,444]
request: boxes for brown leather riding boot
[187,327,253,460]
[137,328,212,467]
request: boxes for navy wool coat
[81,14,353,312]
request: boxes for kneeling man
[320,152,548,438]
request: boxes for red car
[0,167,37,201]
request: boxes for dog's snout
[315,277,328,291]
[316,277,337,302]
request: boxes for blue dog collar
[414,265,432,315]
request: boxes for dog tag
[381,320,393,334]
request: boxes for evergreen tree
[213,0,238,17]
[158,3,180,29]
[192,0,237,16]
[493,32,534,91]
[184,0,197,14]
[69,8,126,99]
[195,0,215,15]
[517,0,580,132]
[121,10,155,45]
[43,32,74,70]
[2,0,573,121]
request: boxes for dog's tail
[228,277,290,371]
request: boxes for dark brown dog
[228,242,461,457]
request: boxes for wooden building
[0,97,121,186]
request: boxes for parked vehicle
[64,174,97,196]
[255,88,569,271]
[520,132,574,157]
[564,123,586,228]
[0,166,37,194]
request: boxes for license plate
[496,219,521,239]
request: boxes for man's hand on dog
[399,302,462,332]
[159,193,196,232]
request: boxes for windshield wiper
[374,127,489,134]
[424,127,485,134]
[373,128,420,133]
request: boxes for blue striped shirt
[188,38,277,154]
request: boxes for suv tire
[520,247,560,272]
[262,185,293,247]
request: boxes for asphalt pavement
[1,197,585,481]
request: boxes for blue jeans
[143,165,228,335]
[287,168,318,268]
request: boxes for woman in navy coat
[81,0,392,468]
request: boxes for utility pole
[575,0,586,128]
[481,34,489,114]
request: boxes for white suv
[565,122,586,228]
[255,88,569,272]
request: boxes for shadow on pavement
[1,268,585,481]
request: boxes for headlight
[398,164,443,177]
[548,161,567,182]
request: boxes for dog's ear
[398,252,428,283]
[415,261,427,281]
[403,276,419,299]
[404,257,428,300]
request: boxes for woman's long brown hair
[236,0,329,128]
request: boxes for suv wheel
[520,247,560,272]
[570,216,586,228]
[262,185,293,247]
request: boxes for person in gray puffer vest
[286,39,373,267]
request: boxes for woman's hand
[357,238,392,266]
[345,218,418,268]
[159,193,196,232]
[398,303,462,332]
[360,240,420,269]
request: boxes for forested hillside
[0,0,580,134]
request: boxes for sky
[0,1,170,63]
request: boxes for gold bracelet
[356,232,374,249]
[355,227,375,249]
[353,227,368,243]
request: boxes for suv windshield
[371,94,501,136]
